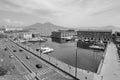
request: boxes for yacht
[89,44,105,50]
[36,46,54,54]
[40,47,54,54]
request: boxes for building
[19,33,33,39]
[0,26,6,33]
[6,27,23,31]
[114,31,120,43]
[77,29,112,42]
[51,38,67,43]
[51,29,77,40]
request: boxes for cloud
[1,0,119,16]
[0,0,120,27]
[3,18,24,25]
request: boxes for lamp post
[75,38,78,79]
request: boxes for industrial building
[77,29,112,42]
[51,29,77,40]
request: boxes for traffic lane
[9,41,49,70]
[6,45,38,80]
[7,43,48,72]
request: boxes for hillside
[24,22,68,36]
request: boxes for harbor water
[22,38,104,73]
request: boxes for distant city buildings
[19,33,33,39]
[77,29,112,42]
[0,26,6,33]
[5,27,23,31]
[51,29,112,42]
[51,29,77,40]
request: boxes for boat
[41,47,54,54]
[77,40,94,49]
[116,44,120,49]
[36,46,54,54]
[89,44,105,50]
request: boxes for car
[26,56,30,59]
[19,49,23,52]
[36,49,39,51]
[36,64,42,69]
[4,48,8,51]
[13,50,16,52]
[9,55,14,58]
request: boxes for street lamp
[75,38,78,79]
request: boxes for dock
[99,42,120,80]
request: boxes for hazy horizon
[0,0,120,28]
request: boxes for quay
[99,42,120,80]
[10,38,120,80]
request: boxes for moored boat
[89,45,105,50]
[77,40,94,49]
[36,46,54,54]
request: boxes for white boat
[37,46,54,54]
[89,45,105,50]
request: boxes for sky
[0,0,120,28]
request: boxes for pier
[99,42,120,80]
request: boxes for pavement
[3,39,74,80]
[100,42,120,80]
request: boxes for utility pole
[75,39,78,79]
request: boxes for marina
[22,38,105,73]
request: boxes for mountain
[24,22,68,36]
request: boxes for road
[4,39,73,80]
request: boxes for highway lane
[6,39,72,80]
[6,41,50,80]
[6,41,49,73]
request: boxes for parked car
[36,64,42,69]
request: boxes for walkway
[100,42,120,80]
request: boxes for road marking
[24,75,30,80]
[36,67,52,77]
[27,74,33,80]
[30,72,36,78]
[42,77,49,80]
